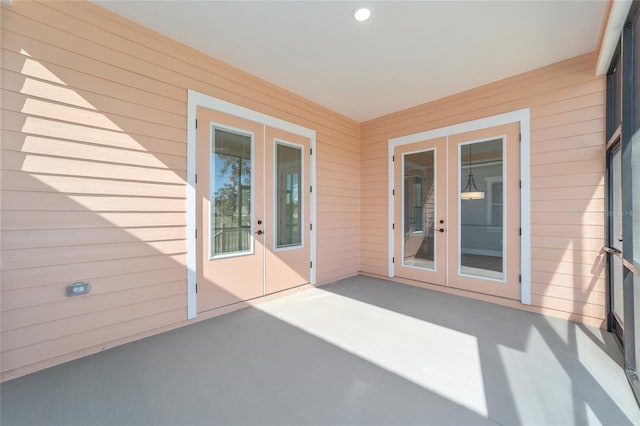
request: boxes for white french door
[195,106,311,313]
[393,137,446,285]
[393,123,521,300]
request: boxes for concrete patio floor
[1,275,639,425]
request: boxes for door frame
[387,108,531,304]
[187,90,317,319]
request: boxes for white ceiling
[94,1,607,122]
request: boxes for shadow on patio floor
[2,275,639,425]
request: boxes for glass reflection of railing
[279,225,301,247]
[213,226,251,254]
[461,224,503,251]
[461,224,503,229]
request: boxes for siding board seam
[0,302,187,356]
[2,22,359,140]
[1,86,188,132]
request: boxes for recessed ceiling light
[353,6,371,22]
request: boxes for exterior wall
[0,0,360,381]
[360,53,606,326]
[0,0,607,382]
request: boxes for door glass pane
[403,150,435,269]
[276,143,302,248]
[612,146,623,250]
[490,182,503,226]
[613,54,622,130]
[460,139,504,280]
[611,145,624,324]
[612,254,624,324]
[211,128,252,257]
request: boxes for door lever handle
[604,246,621,254]
[435,228,445,233]
[255,230,264,235]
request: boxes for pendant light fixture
[460,144,485,200]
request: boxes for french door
[196,107,311,313]
[393,123,521,299]
[393,137,446,284]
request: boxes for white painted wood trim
[445,136,450,287]
[262,125,267,297]
[387,108,532,305]
[186,92,198,320]
[520,111,531,305]
[310,132,317,286]
[388,142,395,277]
[186,90,317,319]
[596,0,633,75]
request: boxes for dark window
[614,54,623,132]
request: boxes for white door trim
[187,90,317,319]
[387,108,531,305]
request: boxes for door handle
[255,230,264,235]
[435,228,445,233]
[604,246,621,254]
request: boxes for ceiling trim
[596,0,633,74]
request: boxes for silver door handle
[604,246,621,254]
